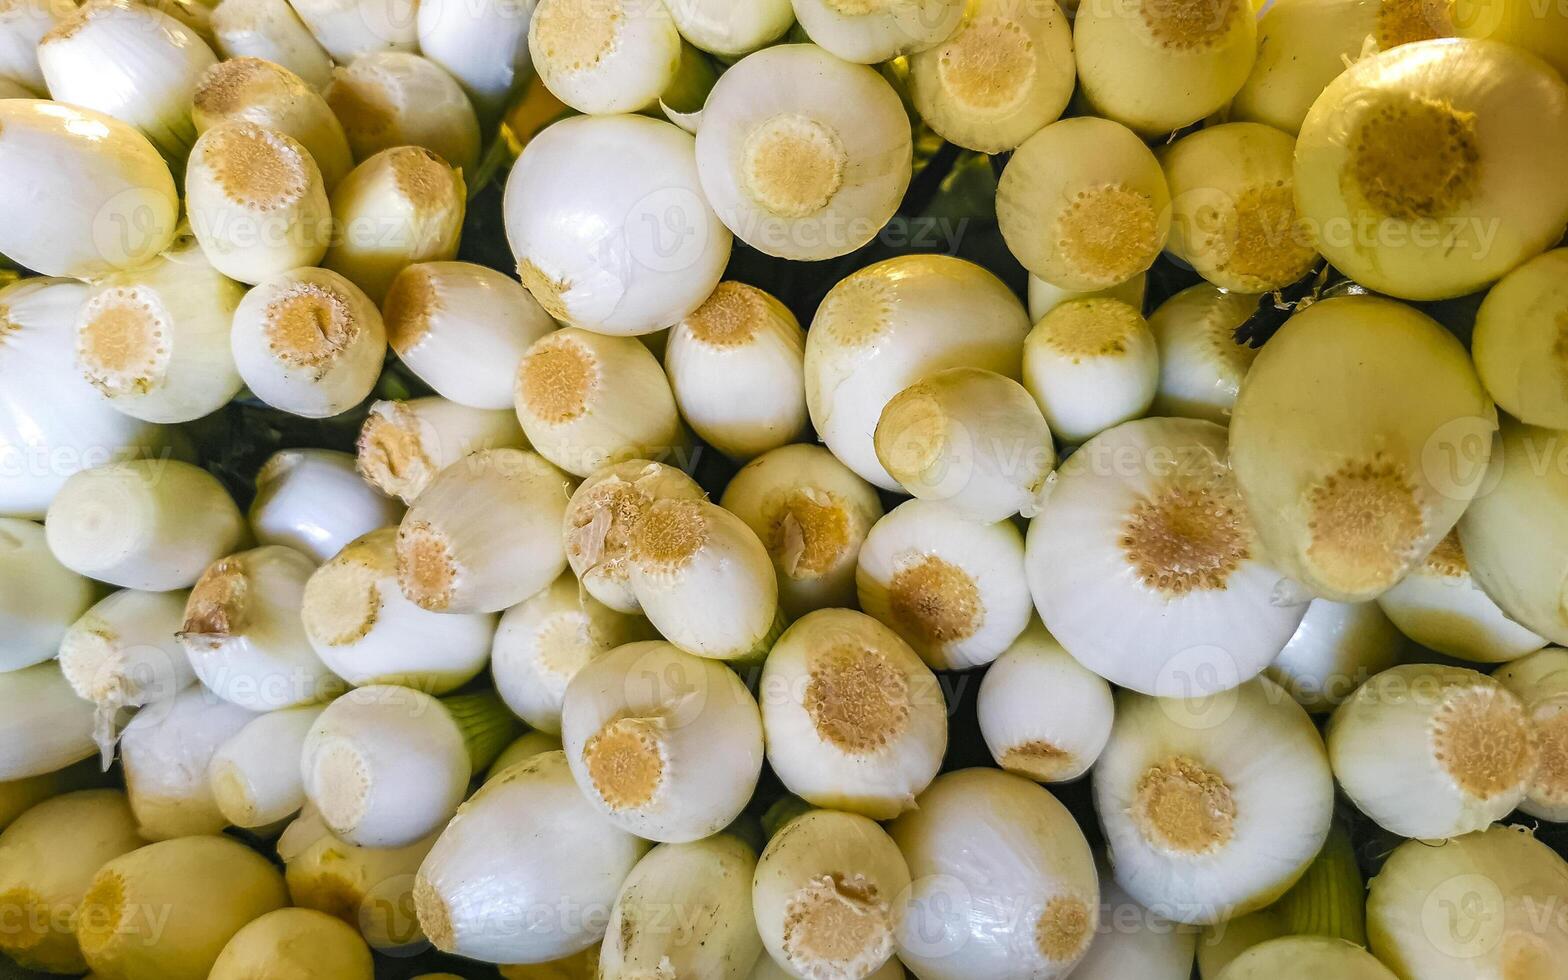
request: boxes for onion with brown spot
[515,328,687,479]
[1160,122,1319,294]
[73,233,246,422]
[192,58,349,189]
[1294,38,1568,300]
[1073,0,1256,135]
[753,808,910,980]
[1022,298,1159,444]
[1231,295,1496,603]
[325,146,467,305]
[0,790,141,974]
[664,281,808,461]
[1231,0,1453,136]
[907,0,1075,152]
[562,640,763,841]
[977,620,1114,784]
[891,768,1098,979]
[1095,678,1333,926]
[1327,663,1536,838]
[528,0,684,114]
[760,609,946,819]
[1146,283,1259,426]
[280,807,440,951]
[356,396,528,504]
[230,267,388,419]
[997,116,1171,293]
[627,498,783,662]
[0,277,174,519]
[185,121,333,286]
[394,447,572,614]
[181,545,345,711]
[1494,648,1568,823]
[1027,417,1307,697]
[304,527,496,692]
[562,460,706,614]
[600,834,764,979]
[76,836,288,980]
[721,445,884,619]
[859,498,1032,671]
[383,261,557,411]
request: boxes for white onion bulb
[491,570,653,735]
[761,608,947,819]
[1147,284,1259,426]
[504,113,730,336]
[1266,599,1404,713]
[303,527,495,693]
[1367,825,1568,978]
[664,281,808,461]
[1493,648,1568,822]
[600,834,764,980]
[383,261,556,411]
[249,448,404,563]
[695,44,912,261]
[891,768,1099,980]
[1230,295,1496,602]
[754,808,911,980]
[209,0,335,91]
[181,545,344,711]
[1294,38,1568,300]
[394,447,572,614]
[191,56,351,190]
[0,517,94,673]
[356,396,528,504]
[513,328,687,478]
[46,459,247,592]
[76,835,287,980]
[1027,417,1307,697]
[38,0,217,165]
[977,620,1114,783]
[1094,678,1334,925]
[208,704,324,828]
[859,498,1032,671]
[230,267,388,419]
[906,0,1075,153]
[561,459,705,614]
[119,683,257,840]
[326,51,481,177]
[73,232,246,422]
[413,750,649,964]
[997,116,1171,292]
[0,101,179,280]
[1327,662,1536,838]
[805,254,1029,490]
[1377,529,1546,663]
[561,640,764,841]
